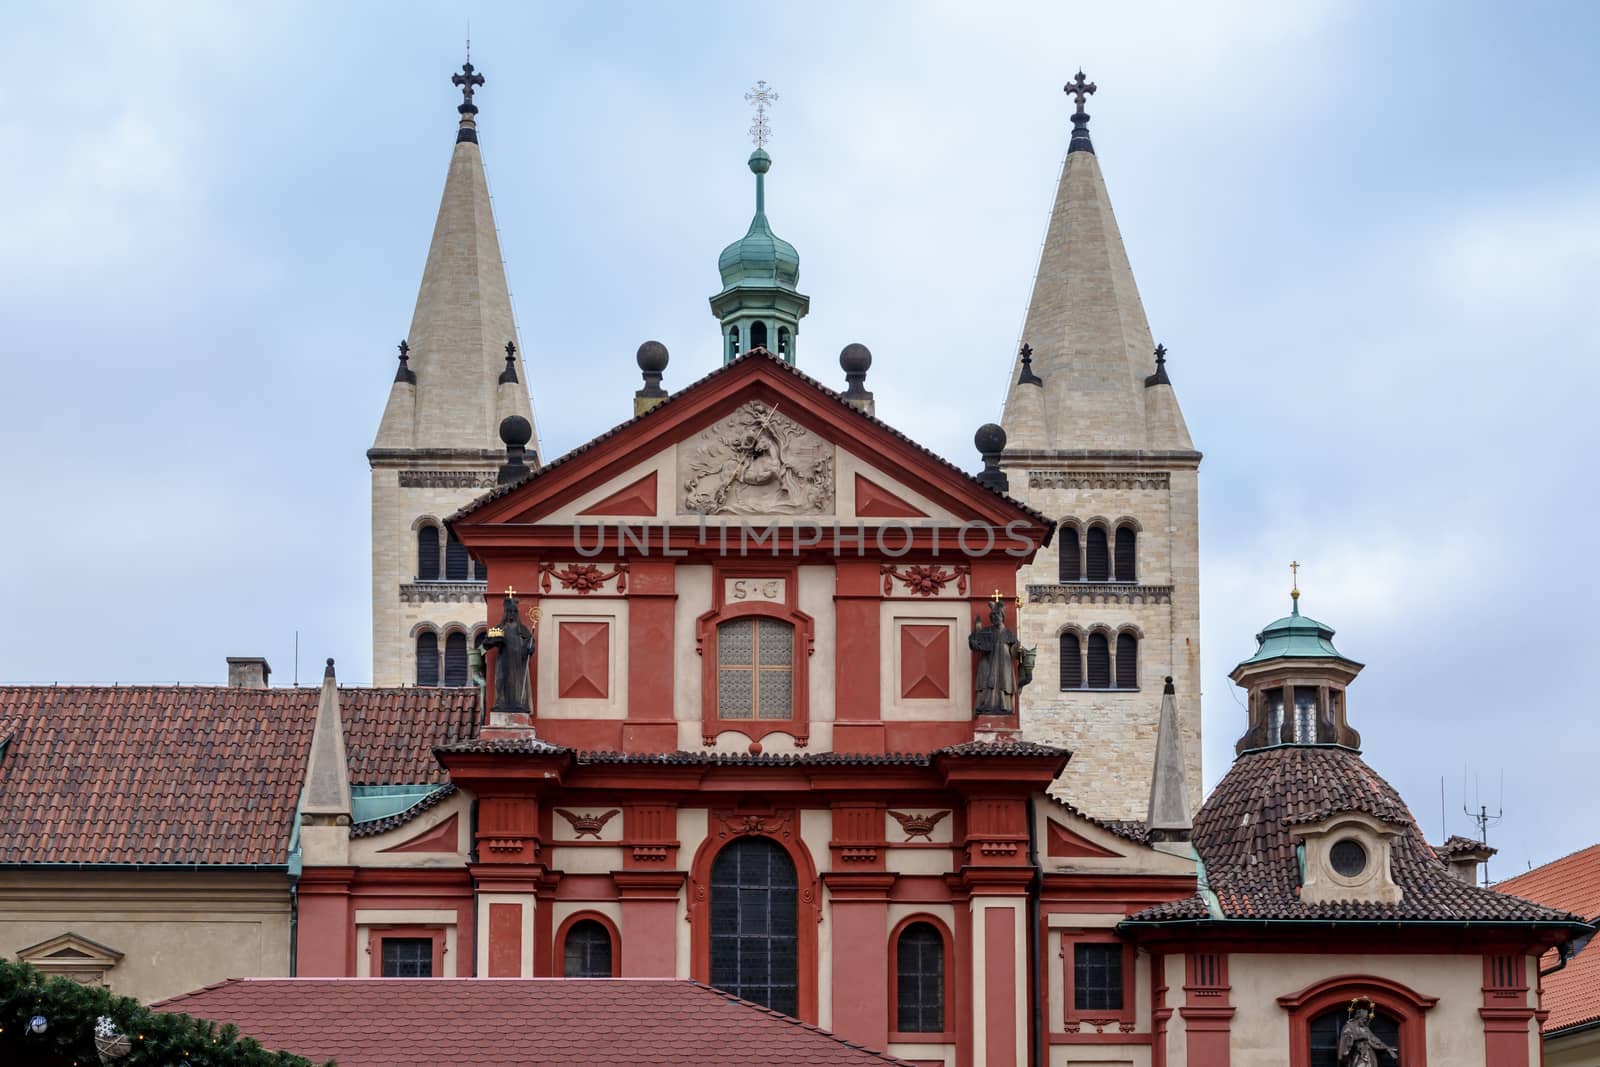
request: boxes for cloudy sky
[1,2,1595,873]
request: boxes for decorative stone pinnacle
[1144,341,1171,387]
[745,80,778,148]
[1017,341,1042,387]
[394,339,416,384]
[499,340,519,384]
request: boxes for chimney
[227,657,271,689]
[839,343,875,416]
[634,341,669,416]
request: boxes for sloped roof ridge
[447,349,1051,527]
[682,981,909,1062]
[349,783,458,838]
[1047,793,1150,844]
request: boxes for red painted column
[833,561,883,752]
[823,872,895,1049]
[625,561,677,752]
[984,907,1019,1067]
[1481,951,1536,1067]
[1179,952,1233,1067]
[614,871,685,976]
[295,867,355,976]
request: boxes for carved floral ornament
[540,561,628,595]
[714,809,796,842]
[881,563,969,597]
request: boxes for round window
[1329,838,1368,877]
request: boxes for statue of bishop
[969,598,1021,716]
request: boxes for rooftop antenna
[1462,768,1505,887]
[294,630,300,687]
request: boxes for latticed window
[563,919,613,978]
[1059,526,1081,582]
[417,525,440,581]
[1115,633,1137,689]
[710,837,799,1016]
[445,529,469,581]
[717,618,794,720]
[896,922,945,1033]
[443,632,469,687]
[1114,525,1136,581]
[1086,633,1111,689]
[1085,526,1110,581]
[1072,943,1123,1011]
[416,632,440,687]
[1308,1007,1399,1067]
[380,937,433,977]
[1059,632,1082,689]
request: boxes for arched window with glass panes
[709,837,798,1016]
[562,918,614,978]
[894,921,946,1034]
[443,632,468,687]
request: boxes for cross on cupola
[1065,70,1097,155]
[745,80,778,148]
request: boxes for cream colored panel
[538,598,628,719]
[880,602,969,721]
[837,450,963,525]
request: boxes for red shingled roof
[153,978,910,1066]
[1498,843,1600,1034]
[0,685,479,865]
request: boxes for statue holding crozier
[969,595,1021,716]
[1338,999,1399,1067]
[485,590,537,714]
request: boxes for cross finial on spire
[1065,70,1097,155]
[1144,341,1171,387]
[452,58,486,143]
[746,80,778,148]
[1065,70,1097,113]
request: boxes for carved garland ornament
[881,564,969,597]
[540,561,628,595]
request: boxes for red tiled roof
[0,686,479,866]
[1498,843,1600,1034]
[153,978,911,1066]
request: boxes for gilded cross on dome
[1065,70,1097,113]
[746,80,778,148]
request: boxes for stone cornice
[368,447,510,466]
[400,581,488,604]
[1029,583,1174,606]
[1024,470,1172,491]
[1001,448,1201,468]
[398,470,500,489]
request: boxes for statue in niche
[1338,1002,1399,1067]
[485,593,537,714]
[969,598,1023,716]
[680,401,834,515]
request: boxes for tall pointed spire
[1146,677,1192,841]
[373,58,538,455]
[1000,75,1192,453]
[302,659,351,821]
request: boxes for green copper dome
[1235,596,1362,670]
[717,150,801,289]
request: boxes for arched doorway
[709,836,798,1015]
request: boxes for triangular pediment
[18,932,124,968]
[1037,797,1196,877]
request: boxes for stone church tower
[368,63,539,687]
[1003,75,1202,817]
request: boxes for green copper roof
[1235,596,1362,669]
[717,150,801,290]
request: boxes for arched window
[1308,1007,1400,1067]
[562,918,614,978]
[895,922,945,1033]
[472,556,487,582]
[1058,525,1081,582]
[1086,632,1111,689]
[417,525,440,581]
[777,326,791,359]
[717,618,793,721]
[1085,526,1110,582]
[445,529,469,581]
[1115,632,1137,689]
[750,321,769,350]
[443,632,468,687]
[728,326,741,360]
[1114,525,1136,582]
[710,837,798,1015]
[416,632,439,687]
[1059,632,1082,689]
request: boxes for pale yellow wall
[1546,1025,1600,1067]
[0,870,289,1004]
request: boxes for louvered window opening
[896,923,945,1033]
[709,837,799,1016]
[1059,527,1081,582]
[417,526,440,581]
[563,919,613,977]
[445,530,470,581]
[472,556,487,582]
[1114,526,1136,581]
[1085,527,1110,582]
[717,618,794,720]
[443,632,469,687]
[1086,633,1111,689]
[1073,943,1122,1011]
[380,938,433,978]
[1059,633,1083,689]
[416,632,440,687]
[1115,633,1137,689]
[1308,1008,1399,1067]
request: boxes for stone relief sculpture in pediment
[680,401,835,515]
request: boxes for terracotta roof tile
[153,978,911,1066]
[0,686,479,866]
[437,739,1069,768]
[1498,843,1600,1033]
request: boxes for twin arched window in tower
[414,626,484,688]
[1059,627,1139,691]
[1057,519,1138,583]
[415,520,486,583]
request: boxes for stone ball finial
[975,422,1007,456]
[499,414,533,448]
[839,343,872,375]
[636,341,670,374]
[325,657,336,679]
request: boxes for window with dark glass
[710,837,798,1016]
[1059,526,1081,582]
[717,618,793,720]
[1308,1007,1398,1067]
[380,937,433,977]
[417,525,440,581]
[444,632,468,687]
[896,922,944,1033]
[1265,687,1285,743]
[416,632,440,687]
[563,919,613,978]
[1059,632,1083,689]
[1115,633,1137,689]
[445,529,469,581]
[777,326,791,359]
[1072,943,1123,1011]
[1114,525,1136,581]
[1085,526,1110,581]
[1086,633,1111,689]
[1330,838,1368,877]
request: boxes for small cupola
[1231,567,1365,754]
